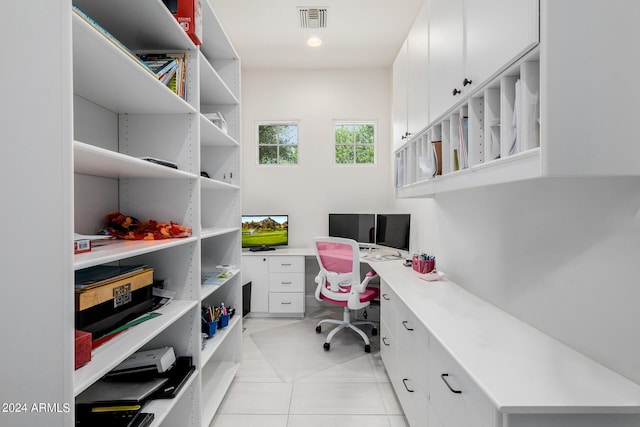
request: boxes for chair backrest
[314,236,360,293]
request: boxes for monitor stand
[249,245,276,252]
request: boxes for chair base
[315,306,377,353]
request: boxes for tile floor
[210,307,409,427]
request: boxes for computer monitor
[241,215,288,251]
[375,214,411,253]
[328,214,375,244]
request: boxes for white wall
[429,177,640,384]
[242,68,411,248]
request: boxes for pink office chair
[313,237,379,353]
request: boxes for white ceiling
[209,0,425,69]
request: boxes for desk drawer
[269,272,304,292]
[428,338,495,427]
[269,292,304,313]
[269,256,304,273]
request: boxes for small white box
[204,112,227,134]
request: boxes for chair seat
[319,286,380,307]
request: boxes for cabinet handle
[382,337,390,346]
[281,301,292,305]
[281,263,292,266]
[441,374,462,394]
[452,88,462,96]
[382,294,390,300]
[402,320,414,331]
[463,78,473,86]
[402,379,415,393]
[281,281,292,285]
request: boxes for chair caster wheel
[324,342,330,351]
[316,325,321,334]
[372,327,378,336]
[365,344,371,353]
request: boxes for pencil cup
[218,313,230,329]
[202,320,218,337]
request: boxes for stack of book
[137,52,188,100]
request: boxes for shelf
[201,269,240,300]
[201,4,239,60]
[200,315,241,368]
[74,299,198,396]
[74,141,198,180]
[141,368,199,427]
[201,177,240,191]
[397,148,540,197]
[73,13,196,114]
[200,115,239,147]
[73,0,194,51]
[201,362,240,427]
[199,51,240,105]
[74,237,198,270]
[201,227,241,240]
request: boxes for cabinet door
[392,39,409,149]
[465,0,539,89]
[428,0,464,121]
[243,256,269,313]
[407,0,430,135]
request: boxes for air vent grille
[299,8,327,29]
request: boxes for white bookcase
[395,0,640,197]
[0,1,240,426]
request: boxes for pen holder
[202,320,218,337]
[412,256,435,273]
[218,313,230,329]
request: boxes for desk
[242,247,395,317]
[372,259,640,427]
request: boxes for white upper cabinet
[392,39,409,149]
[428,0,464,123]
[406,2,430,138]
[429,0,539,121]
[465,0,539,91]
[393,1,429,149]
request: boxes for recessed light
[307,36,322,47]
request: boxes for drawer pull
[441,374,462,394]
[402,379,415,393]
[402,321,414,331]
[382,293,390,300]
[281,281,292,285]
[281,301,292,305]
[281,263,292,266]
[382,337,390,346]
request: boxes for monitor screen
[241,215,288,248]
[375,214,411,252]
[328,214,375,244]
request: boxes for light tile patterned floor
[210,307,408,427]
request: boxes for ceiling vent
[299,7,327,29]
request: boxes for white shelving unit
[396,0,640,197]
[0,1,241,426]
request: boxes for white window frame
[255,121,300,166]
[333,120,377,166]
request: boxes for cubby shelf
[395,50,541,196]
[73,300,198,395]
[70,1,241,425]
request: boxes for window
[334,122,376,164]
[257,123,299,165]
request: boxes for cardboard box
[75,330,92,369]
[170,0,202,46]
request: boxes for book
[72,4,154,77]
[137,52,187,99]
[75,264,147,290]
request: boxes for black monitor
[242,215,288,251]
[328,214,375,244]
[375,214,411,252]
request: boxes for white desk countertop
[372,260,640,415]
